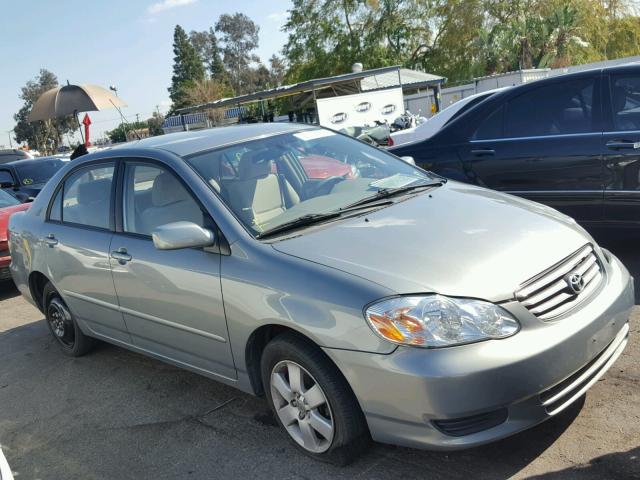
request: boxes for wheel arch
[28,270,50,312]
[245,324,340,397]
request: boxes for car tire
[261,332,370,465]
[43,282,95,357]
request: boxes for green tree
[13,69,75,154]
[106,120,149,143]
[147,111,165,137]
[215,12,260,94]
[169,25,206,111]
[282,0,640,86]
[189,27,227,81]
[268,54,287,87]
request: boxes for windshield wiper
[256,212,342,239]
[340,180,444,211]
[257,180,444,239]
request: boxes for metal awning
[176,66,445,114]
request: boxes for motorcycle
[390,111,427,132]
[339,123,393,147]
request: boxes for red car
[299,155,355,179]
[0,190,29,281]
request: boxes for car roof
[113,123,315,157]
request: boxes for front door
[109,161,236,380]
[602,71,640,226]
[44,162,130,343]
[459,74,604,224]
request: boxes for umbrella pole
[75,110,85,145]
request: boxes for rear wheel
[43,282,95,356]
[261,332,370,465]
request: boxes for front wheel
[43,282,95,357]
[261,332,370,465]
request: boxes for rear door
[44,161,130,343]
[109,160,236,380]
[458,73,604,223]
[601,70,640,226]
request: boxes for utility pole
[6,131,13,148]
[136,113,140,123]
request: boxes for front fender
[222,241,396,376]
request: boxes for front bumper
[323,253,634,450]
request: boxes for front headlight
[365,295,519,348]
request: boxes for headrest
[151,172,191,207]
[238,150,273,180]
[613,86,628,112]
[77,178,111,205]
[562,107,585,123]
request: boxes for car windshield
[186,128,435,236]
[0,189,19,208]
[15,159,65,186]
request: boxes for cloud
[147,0,197,15]
[267,11,288,22]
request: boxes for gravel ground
[0,240,638,480]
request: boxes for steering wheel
[311,176,345,195]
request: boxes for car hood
[271,182,592,302]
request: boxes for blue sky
[0,0,292,148]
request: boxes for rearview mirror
[152,221,215,250]
[400,156,416,165]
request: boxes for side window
[0,170,14,185]
[473,106,504,140]
[49,188,62,222]
[446,95,490,127]
[123,163,205,237]
[611,75,640,131]
[57,164,115,229]
[504,78,595,138]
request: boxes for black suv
[392,64,640,230]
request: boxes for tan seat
[225,150,299,230]
[141,173,203,235]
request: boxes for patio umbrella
[28,83,127,142]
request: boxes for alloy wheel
[270,360,334,453]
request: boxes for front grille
[432,409,508,437]
[516,245,603,320]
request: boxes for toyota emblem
[565,272,586,295]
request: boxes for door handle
[471,148,495,157]
[606,140,640,150]
[110,248,132,264]
[45,234,58,247]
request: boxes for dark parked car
[0,157,66,202]
[392,64,640,231]
[0,149,32,164]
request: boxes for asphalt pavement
[0,239,639,479]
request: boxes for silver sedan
[8,123,634,465]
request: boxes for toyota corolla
[8,124,633,464]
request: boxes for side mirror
[152,221,215,250]
[400,156,416,165]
